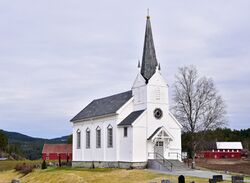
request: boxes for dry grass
[0,160,42,171]
[0,167,232,183]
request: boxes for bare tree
[172,66,227,168]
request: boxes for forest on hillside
[0,130,70,160]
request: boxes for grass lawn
[0,166,232,183]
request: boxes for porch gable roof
[147,126,174,141]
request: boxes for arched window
[76,129,81,149]
[107,125,113,148]
[96,126,101,148]
[86,128,90,149]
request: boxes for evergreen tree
[67,134,72,144]
[41,160,47,169]
[0,130,8,151]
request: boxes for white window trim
[96,126,101,148]
[86,128,91,149]
[107,125,113,148]
[76,129,81,149]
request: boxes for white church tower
[71,15,182,169]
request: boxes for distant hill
[2,130,71,160]
[50,135,69,142]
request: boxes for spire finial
[147,8,150,19]
[158,63,161,70]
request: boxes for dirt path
[196,159,250,175]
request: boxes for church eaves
[140,15,158,83]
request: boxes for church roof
[118,110,145,126]
[71,90,132,122]
[140,16,158,82]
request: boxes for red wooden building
[42,144,72,161]
[198,142,243,159]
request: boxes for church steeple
[140,13,158,83]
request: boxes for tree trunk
[191,137,196,169]
[59,154,61,167]
[191,154,195,169]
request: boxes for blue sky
[0,0,249,138]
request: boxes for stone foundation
[72,161,147,169]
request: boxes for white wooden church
[71,15,182,168]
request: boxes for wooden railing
[168,152,186,161]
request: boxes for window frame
[86,128,91,149]
[76,129,81,149]
[124,127,128,137]
[96,126,101,148]
[107,125,113,148]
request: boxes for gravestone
[232,176,244,183]
[209,179,216,183]
[178,175,185,183]
[161,180,170,183]
[11,180,20,183]
[212,175,223,182]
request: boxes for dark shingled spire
[140,15,158,83]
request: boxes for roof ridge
[93,90,132,101]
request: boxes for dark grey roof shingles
[141,16,158,82]
[118,110,145,126]
[71,90,132,122]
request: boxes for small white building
[71,15,182,168]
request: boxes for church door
[154,141,164,158]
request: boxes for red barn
[198,142,243,159]
[42,144,72,161]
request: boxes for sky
[0,0,249,138]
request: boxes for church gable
[132,73,146,89]
[147,69,167,87]
[147,126,174,141]
[168,112,183,129]
[71,90,132,122]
